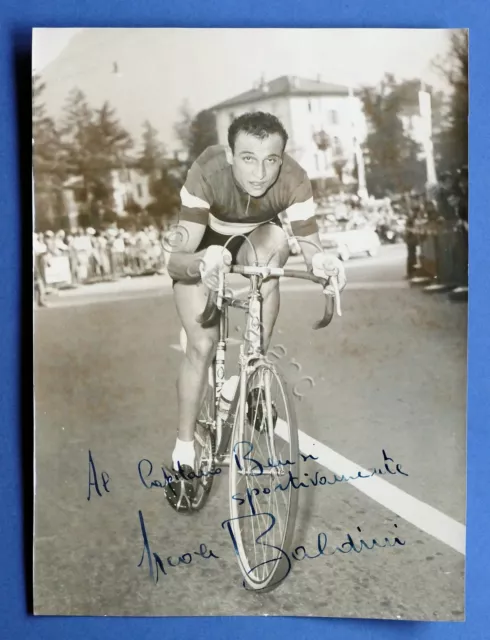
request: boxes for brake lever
[311,272,342,329]
[327,276,342,317]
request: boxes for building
[110,166,153,214]
[61,163,153,227]
[211,75,368,187]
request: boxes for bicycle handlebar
[197,266,339,329]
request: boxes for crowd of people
[313,165,468,301]
[403,165,468,300]
[33,224,172,306]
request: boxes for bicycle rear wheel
[228,360,299,591]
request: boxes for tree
[139,120,166,178]
[433,30,468,171]
[138,120,181,222]
[360,74,428,195]
[88,101,133,217]
[174,101,218,163]
[32,74,66,229]
[60,88,95,208]
[60,91,133,224]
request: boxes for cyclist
[164,111,346,510]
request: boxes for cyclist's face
[229,132,284,197]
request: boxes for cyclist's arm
[297,229,323,269]
[166,161,212,282]
[285,174,321,269]
[166,221,207,281]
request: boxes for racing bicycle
[174,234,341,592]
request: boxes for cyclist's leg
[173,280,219,460]
[236,222,290,352]
[170,225,245,473]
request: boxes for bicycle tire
[228,359,299,591]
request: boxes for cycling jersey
[179,145,317,237]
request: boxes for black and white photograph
[33,27,468,620]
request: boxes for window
[308,100,312,113]
[314,154,320,171]
[330,109,339,125]
[229,111,235,124]
[136,184,143,198]
[333,136,343,155]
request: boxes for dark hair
[228,111,289,153]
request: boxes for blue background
[1,1,488,638]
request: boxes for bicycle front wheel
[228,360,299,591]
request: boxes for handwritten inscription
[87,450,110,500]
[85,447,409,586]
[231,446,408,513]
[138,458,222,490]
[137,506,404,585]
[221,513,405,583]
[137,510,220,583]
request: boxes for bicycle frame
[201,261,338,466]
[213,272,265,466]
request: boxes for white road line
[275,419,466,555]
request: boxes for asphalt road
[34,244,467,620]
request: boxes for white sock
[172,438,195,470]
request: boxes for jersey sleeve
[284,171,318,237]
[178,160,212,227]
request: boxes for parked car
[377,216,406,244]
[319,222,381,261]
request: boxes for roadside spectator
[54,230,68,255]
[405,201,420,279]
[66,232,80,285]
[110,230,126,277]
[97,231,111,279]
[33,232,48,288]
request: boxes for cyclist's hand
[311,252,346,295]
[199,245,232,291]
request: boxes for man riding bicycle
[165,111,346,510]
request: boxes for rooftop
[211,75,351,110]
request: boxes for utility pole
[348,87,368,201]
[418,83,437,188]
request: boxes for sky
[33,27,452,88]
[33,28,83,72]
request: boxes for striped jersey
[178,145,317,237]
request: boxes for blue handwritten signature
[221,513,405,584]
[137,507,405,586]
[137,510,220,583]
